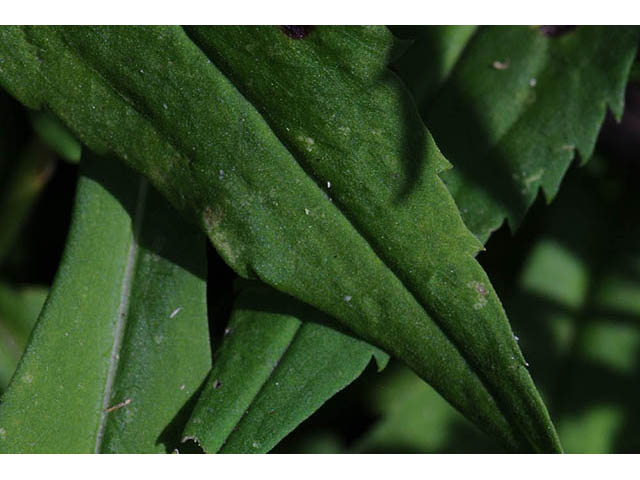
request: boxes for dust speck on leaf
[344,295,352,302]
[170,307,182,318]
[23,374,33,384]
[305,208,310,215]
[529,78,537,87]
[0,427,6,440]
[180,384,185,391]
[492,59,510,70]
[213,379,222,389]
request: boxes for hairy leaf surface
[0,26,559,451]
[0,153,211,453]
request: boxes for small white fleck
[219,169,225,179]
[224,327,232,336]
[252,441,261,449]
[524,361,530,367]
[64,332,69,337]
[327,181,331,189]
[162,103,168,110]
[180,384,185,391]
[304,208,310,215]
[513,335,520,342]
[275,382,280,387]
[344,295,352,302]
[529,78,537,87]
[154,334,163,345]
[170,307,182,319]
[492,59,510,70]
[24,374,33,384]
[0,427,5,440]
[139,69,144,74]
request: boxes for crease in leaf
[0,152,211,453]
[0,25,559,452]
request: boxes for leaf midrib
[93,178,148,453]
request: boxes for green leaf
[357,157,640,453]
[0,152,211,453]
[354,363,499,453]
[0,139,55,264]
[0,283,47,392]
[183,281,386,453]
[29,110,81,163]
[396,26,639,242]
[0,26,559,452]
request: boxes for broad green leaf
[396,26,639,242]
[0,152,211,453]
[0,283,47,392]
[183,281,386,453]
[0,26,559,451]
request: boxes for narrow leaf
[0,152,211,453]
[29,110,81,163]
[0,26,559,451]
[0,139,54,264]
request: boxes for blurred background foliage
[1,28,639,453]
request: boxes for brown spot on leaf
[280,26,315,39]
[539,26,576,37]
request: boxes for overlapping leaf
[183,281,387,453]
[0,26,559,451]
[0,153,211,453]
[395,26,639,242]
